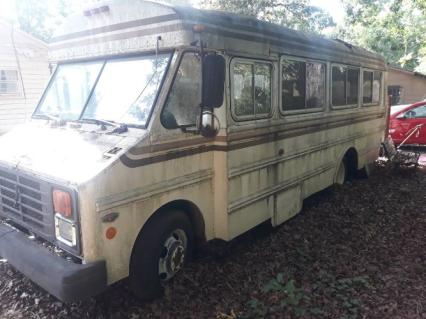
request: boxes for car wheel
[129,210,194,301]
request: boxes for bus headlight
[52,189,77,247]
[55,214,77,247]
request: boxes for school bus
[0,0,387,301]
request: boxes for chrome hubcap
[158,229,187,282]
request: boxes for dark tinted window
[332,66,346,106]
[232,60,272,119]
[332,66,360,107]
[363,71,373,104]
[388,85,402,105]
[282,59,325,111]
[282,60,306,110]
[347,68,359,104]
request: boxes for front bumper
[0,222,107,302]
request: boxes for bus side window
[282,58,325,111]
[363,71,373,104]
[161,53,201,129]
[347,68,360,105]
[332,65,360,107]
[372,71,382,104]
[282,60,306,110]
[306,62,325,108]
[362,70,382,106]
[232,60,272,119]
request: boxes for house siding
[388,66,426,105]
[0,22,49,133]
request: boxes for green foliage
[246,274,307,318]
[312,271,371,319]
[14,0,72,41]
[202,0,426,72]
[200,0,335,34]
[12,0,426,74]
[245,272,371,318]
[338,0,426,72]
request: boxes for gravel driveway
[1,163,425,318]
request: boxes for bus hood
[0,123,142,185]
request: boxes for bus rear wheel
[335,159,347,185]
[129,210,194,301]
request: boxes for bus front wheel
[129,210,194,301]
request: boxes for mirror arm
[181,126,199,134]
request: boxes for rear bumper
[0,222,107,302]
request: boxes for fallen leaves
[0,163,425,318]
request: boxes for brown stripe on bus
[50,14,180,43]
[121,112,385,168]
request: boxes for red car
[389,100,426,145]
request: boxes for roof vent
[84,5,110,17]
[103,147,122,160]
[334,38,353,49]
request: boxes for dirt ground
[0,162,425,319]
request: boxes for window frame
[330,63,360,110]
[160,49,202,130]
[362,68,382,107]
[279,55,327,115]
[32,51,173,129]
[0,68,21,97]
[388,85,402,106]
[404,104,426,119]
[230,57,274,122]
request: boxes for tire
[335,159,347,185]
[357,162,373,179]
[129,210,194,301]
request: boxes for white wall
[0,21,50,133]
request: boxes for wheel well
[133,200,206,252]
[156,200,206,242]
[343,147,359,178]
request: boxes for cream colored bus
[0,0,387,302]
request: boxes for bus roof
[49,0,386,70]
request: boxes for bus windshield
[34,53,170,127]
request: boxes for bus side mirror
[202,54,225,108]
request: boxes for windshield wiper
[79,118,128,134]
[35,113,66,126]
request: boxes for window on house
[332,66,360,107]
[282,59,325,111]
[363,70,382,105]
[388,85,402,105]
[232,60,272,119]
[0,69,19,95]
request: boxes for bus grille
[0,166,54,239]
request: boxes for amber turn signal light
[106,227,117,240]
[52,189,72,218]
[192,24,205,33]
